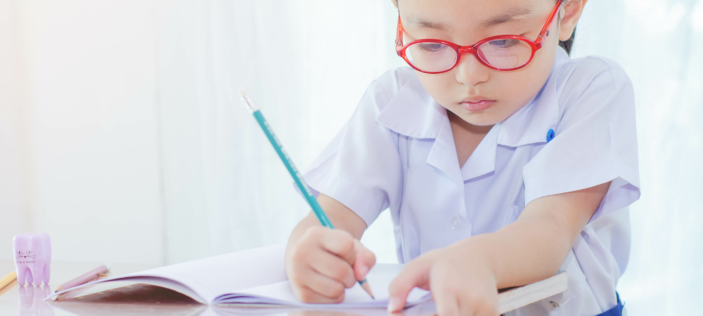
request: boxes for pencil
[240,90,374,300]
[0,272,16,291]
[55,264,110,293]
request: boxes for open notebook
[47,244,567,313]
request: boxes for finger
[387,259,432,312]
[315,228,357,264]
[468,295,499,316]
[291,281,345,304]
[431,269,475,316]
[456,294,474,316]
[299,269,347,301]
[309,251,357,288]
[475,303,500,316]
[352,240,376,281]
[434,292,461,316]
[289,266,346,303]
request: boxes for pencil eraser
[13,233,51,286]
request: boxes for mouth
[459,98,496,112]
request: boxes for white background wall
[153,0,404,265]
[0,0,401,266]
[0,0,164,264]
[1,0,702,314]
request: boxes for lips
[460,99,496,112]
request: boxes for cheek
[495,72,538,105]
[497,45,558,107]
[416,72,457,104]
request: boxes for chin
[461,112,503,126]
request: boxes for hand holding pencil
[240,91,376,302]
[286,225,376,303]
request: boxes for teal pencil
[239,91,374,299]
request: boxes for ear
[559,0,588,41]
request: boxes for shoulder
[375,66,417,95]
[556,55,633,104]
[363,67,417,111]
[554,55,635,120]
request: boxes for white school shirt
[301,47,640,315]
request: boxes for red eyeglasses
[395,0,563,73]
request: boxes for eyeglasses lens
[477,38,532,69]
[404,38,533,72]
[405,42,457,73]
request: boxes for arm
[388,182,611,315]
[285,193,376,303]
[286,193,368,244]
[482,181,611,288]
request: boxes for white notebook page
[48,244,288,303]
[47,244,567,313]
[216,263,431,308]
[47,244,431,308]
[136,244,288,303]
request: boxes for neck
[447,111,493,136]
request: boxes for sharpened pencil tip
[359,279,375,299]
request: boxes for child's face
[399,0,564,126]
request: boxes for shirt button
[450,213,463,230]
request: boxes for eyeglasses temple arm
[536,0,564,47]
[395,15,404,55]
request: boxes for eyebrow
[481,6,535,27]
[406,17,448,30]
[406,5,535,31]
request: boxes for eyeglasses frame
[395,0,564,73]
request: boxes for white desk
[0,260,436,316]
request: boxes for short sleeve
[523,58,640,223]
[298,75,404,226]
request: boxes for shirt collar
[376,75,445,139]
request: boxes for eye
[418,42,448,52]
[487,39,520,48]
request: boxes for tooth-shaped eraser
[13,233,52,286]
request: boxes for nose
[454,52,490,87]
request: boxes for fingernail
[387,297,402,312]
[359,265,369,278]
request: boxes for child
[285,0,639,315]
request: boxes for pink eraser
[13,233,52,286]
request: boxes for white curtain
[157,0,404,265]
[1,0,165,265]
[570,0,703,314]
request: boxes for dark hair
[558,27,576,55]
